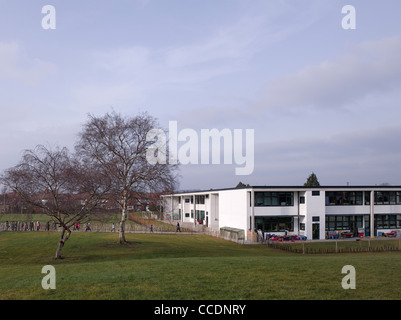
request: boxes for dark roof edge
[165,185,401,195]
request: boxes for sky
[0,0,401,191]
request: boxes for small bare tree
[76,111,179,244]
[1,145,110,259]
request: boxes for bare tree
[76,111,179,244]
[1,145,110,259]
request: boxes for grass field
[0,231,401,300]
[0,212,186,232]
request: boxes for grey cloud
[258,36,401,112]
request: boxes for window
[326,216,335,231]
[389,215,396,228]
[255,216,294,232]
[312,191,320,196]
[375,214,401,229]
[299,196,305,204]
[185,213,190,218]
[254,192,294,207]
[365,192,370,205]
[185,198,190,203]
[312,216,320,222]
[366,191,401,205]
[325,215,366,231]
[196,195,205,204]
[325,191,363,206]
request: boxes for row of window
[255,217,294,232]
[178,190,401,208]
[326,191,401,206]
[255,214,401,233]
[254,192,294,207]
[254,191,401,207]
[184,210,206,220]
[326,214,401,231]
[325,215,366,231]
[366,191,401,205]
[326,191,363,206]
[180,195,207,205]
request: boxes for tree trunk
[119,211,127,244]
[119,192,128,244]
[55,227,71,259]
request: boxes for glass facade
[325,191,363,205]
[326,214,401,231]
[365,191,401,205]
[325,215,364,231]
[255,216,294,232]
[254,192,294,207]
[375,214,401,229]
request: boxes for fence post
[335,241,338,253]
[302,242,305,254]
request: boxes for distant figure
[111,223,115,232]
[46,221,50,231]
[85,223,91,232]
[36,221,40,231]
[176,222,181,232]
[150,224,153,233]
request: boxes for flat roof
[163,185,401,196]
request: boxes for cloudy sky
[1,0,401,190]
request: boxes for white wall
[218,189,249,236]
[209,193,220,231]
[304,191,326,240]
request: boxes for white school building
[162,186,401,241]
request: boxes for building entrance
[312,223,320,240]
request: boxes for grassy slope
[0,212,181,232]
[0,231,400,300]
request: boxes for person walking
[176,222,181,232]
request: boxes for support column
[170,195,173,223]
[193,195,196,227]
[180,195,183,223]
[370,190,374,238]
[251,189,255,242]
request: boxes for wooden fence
[266,238,401,254]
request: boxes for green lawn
[0,212,182,232]
[0,231,400,300]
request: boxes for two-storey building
[162,186,401,241]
